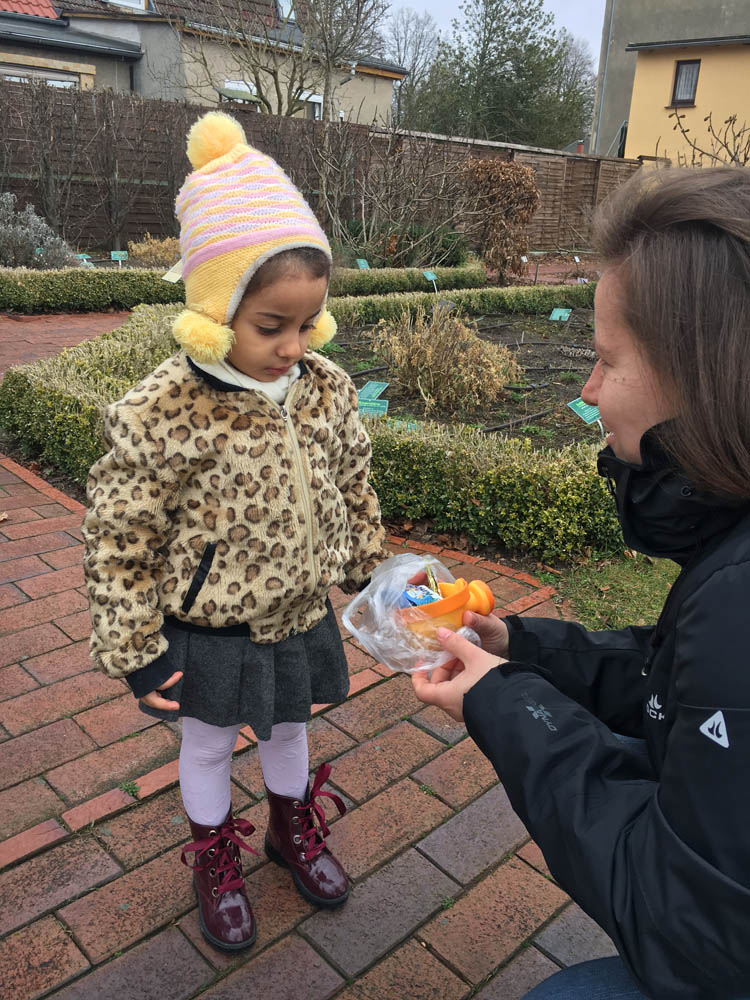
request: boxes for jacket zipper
[275,386,318,593]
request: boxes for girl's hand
[411,628,505,723]
[140,671,183,712]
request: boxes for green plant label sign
[356,258,370,270]
[549,308,572,321]
[567,397,600,424]
[358,398,389,417]
[162,260,183,283]
[357,381,389,400]
[75,253,91,260]
[423,270,437,282]
[111,250,129,261]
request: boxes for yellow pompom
[186,112,246,170]
[308,309,337,349]
[173,310,235,363]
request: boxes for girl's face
[581,268,673,464]
[227,270,328,381]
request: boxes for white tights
[179,718,309,826]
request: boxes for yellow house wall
[625,43,750,162]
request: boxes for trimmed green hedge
[0,301,619,562]
[0,262,488,314]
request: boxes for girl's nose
[278,331,304,359]
[581,361,601,405]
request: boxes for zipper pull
[280,406,288,419]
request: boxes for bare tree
[668,109,750,166]
[382,7,438,127]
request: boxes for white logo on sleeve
[699,710,730,748]
[646,694,664,720]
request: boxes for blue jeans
[523,957,647,999]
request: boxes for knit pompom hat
[172,112,336,363]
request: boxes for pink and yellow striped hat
[172,112,336,363]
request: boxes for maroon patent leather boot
[265,762,350,906]
[181,809,258,950]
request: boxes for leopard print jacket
[82,351,386,680]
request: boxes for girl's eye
[301,324,313,333]
[258,327,280,336]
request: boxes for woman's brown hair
[594,167,750,498]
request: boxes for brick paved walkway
[0,453,616,1000]
[0,313,130,377]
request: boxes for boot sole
[265,837,350,907]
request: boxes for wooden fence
[0,81,640,252]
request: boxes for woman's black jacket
[464,440,750,999]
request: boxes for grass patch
[558,553,679,630]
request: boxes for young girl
[82,112,386,951]
[412,167,750,1000]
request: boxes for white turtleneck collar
[189,357,301,405]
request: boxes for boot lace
[294,763,346,862]
[181,815,258,896]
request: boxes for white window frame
[277,0,294,20]
[300,90,323,120]
[102,0,147,10]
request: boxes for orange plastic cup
[398,578,494,641]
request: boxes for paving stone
[0,493,54,513]
[0,583,28,608]
[514,571,543,588]
[17,563,85,599]
[0,719,94,789]
[0,816,67,870]
[63,788,136,832]
[0,776,67,839]
[344,642,379,675]
[336,938,470,1000]
[134,757,181,799]
[177,908,246,972]
[58,848,196,963]
[0,531,79,564]
[307,716,356,770]
[325,778,452,881]
[0,671,122,735]
[534,902,617,967]
[0,553,49,584]
[0,915,90,1000]
[504,586,557,617]
[346,668,382,698]
[520,599,562,620]
[199,934,343,999]
[418,784,528,884]
[0,506,42,525]
[1,512,83,540]
[97,785,248,869]
[246,860,315,949]
[300,848,459,976]
[474,946,560,1000]
[32,502,71,518]
[412,704,468,745]
[46,724,180,804]
[75,694,159,746]
[41,544,85,570]
[517,840,552,879]
[57,610,94,641]
[324,675,422,740]
[0,588,87,635]
[51,925,214,1000]
[487,576,533,605]
[22,640,93,684]
[0,662,38,700]
[420,857,568,984]
[0,835,121,936]
[330,721,443,802]
[412,737,498,808]
[0,622,71,669]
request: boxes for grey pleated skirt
[138,599,349,741]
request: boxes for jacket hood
[596,426,749,563]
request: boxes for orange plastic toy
[398,577,494,640]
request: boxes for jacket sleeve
[507,615,653,736]
[335,380,386,593]
[464,570,750,1000]
[82,400,180,681]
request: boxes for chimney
[576,139,585,154]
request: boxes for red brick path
[0,454,616,1000]
[0,313,130,377]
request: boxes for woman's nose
[581,362,601,405]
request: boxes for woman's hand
[461,610,509,658]
[140,671,183,712]
[411,628,505,723]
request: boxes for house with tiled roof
[0,0,405,121]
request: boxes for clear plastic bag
[341,553,483,674]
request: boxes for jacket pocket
[181,541,217,613]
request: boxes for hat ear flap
[308,309,337,349]
[173,310,235,364]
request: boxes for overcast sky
[391,0,608,72]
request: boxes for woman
[413,168,750,1000]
